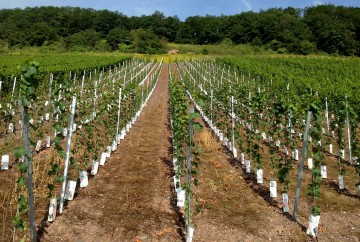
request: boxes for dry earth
[38,64,360,242]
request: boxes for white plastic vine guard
[91,160,99,175]
[120,129,126,139]
[46,136,51,148]
[270,180,277,198]
[47,197,57,222]
[8,123,14,133]
[307,158,313,170]
[1,155,9,170]
[219,133,223,142]
[306,214,320,237]
[125,123,130,133]
[338,175,344,190]
[261,132,266,141]
[321,165,327,179]
[256,169,263,184]
[226,140,231,150]
[116,134,121,145]
[62,128,68,137]
[45,113,50,121]
[111,141,117,151]
[294,149,299,161]
[35,140,42,152]
[233,148,238,158]
[106,146,111,158]
[282,193,289,213]
[245,160,251,173]
[329,144,333,154]
[64,180,77,200]
[173,176,180,192]
[284,146,289,156]
[79,171,89,188]
[176,188,185,207]
[340,149,345,160]
[186,226,195,242]
[240,153,245,165]
[99,152,108,166]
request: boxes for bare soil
[41,64,181,241]
[16,63,360,242]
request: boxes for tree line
[0,5,359,55]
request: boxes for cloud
[240,0,252,11]
[313,0,324,5]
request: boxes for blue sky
[0,0,359,20]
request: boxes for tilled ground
[41,64,181,241]
[39,64,360,242]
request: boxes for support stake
[293,111,312,220]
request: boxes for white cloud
[313,0,324,5]
[240,0,252,11]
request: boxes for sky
[0,0,359,20]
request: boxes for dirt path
[190,119,309,241]
[41,64,182,241]
[168,64,308,241]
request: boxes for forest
[0,4,360,55]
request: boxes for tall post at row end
[293,111,312,220]
[231,96,235,155]
[186,108,194,232]
[59,96,77,214]
[20,100,37,242]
